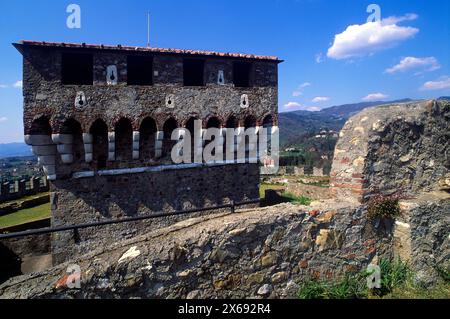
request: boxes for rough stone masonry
[14,40,282,264]
[0,100,448,298]
[330,100,450,203]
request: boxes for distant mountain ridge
[279,98,416,147]
[0,143,32,159]
[316,98,413,118]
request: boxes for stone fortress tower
[14,40,281,263]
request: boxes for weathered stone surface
[257,284,272,296]
[397,192,450,285]
[315,229,344,251]
[18,43,279,265]
[261,252,278,267]
[330,100,450,202]
[0,202,394,299]
[51,163,259,264]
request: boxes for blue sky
[0,0,449,143]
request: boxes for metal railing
[0,198,260,240]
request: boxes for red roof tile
[15,40,281,62]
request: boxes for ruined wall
[394,192,450,285]
[330,100,450,202]
[0,202,394,299]
[2,99,448,297]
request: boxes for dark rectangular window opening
[61,53,93,85]
[233,61,252,88]
[183,59,205,86]
[127,56,153,85]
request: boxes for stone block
[57,144,73,154]
[155,131,164,140]
[38,155,56,165]
[25,134,53,146]
[132,131,140,142]
[261,251,278,267]
[61,154,74,164]
[271,271,288,284]
[82,133,93,144]
[42,164,56,176]
[84,143,93,154]
[315,229,344,251]
[32,145,56,156]
[393,221,412,262]
[85,153,93,163]
[52,134,74,144]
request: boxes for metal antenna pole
[147,12,150,47]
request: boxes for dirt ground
[262,175,331,201]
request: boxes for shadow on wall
[51,165,257,220]
[0,243,21,284]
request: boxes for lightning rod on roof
[147,12,150,48]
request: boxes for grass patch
[298,273,368,299]
[296,179,330,188]
[0,202,51,230]
[297,259,450,299]
[435,262,450,282]
[282,192,312,206]
[259,183,286,199]
[0,192,49,209]
[260,183,311,206]
[380,281,450,299]
[372,258,411,297]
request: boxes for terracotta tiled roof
[15,40,281,62]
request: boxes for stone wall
[330,100,450,202]
[1,194,448,298]
[394,191,450,285]
[21,45,278,136]
[1,98,448,298]
[0,201,394,299]
[51,163,259,264]
[276,166,325,176]
[17,42,279,265]
[0,176,48,204]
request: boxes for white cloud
[362,93,388,101]
[382,13,418,25]
[420,76,450,91]
[327,14,419,60]
[0,84,8,89]
[311,96,330,103]
[283,102,321,112]
[13,80,23,88]
[305,106,321,112]
[385,56,440,74]
[292,82,311,96]
[315,53,324,64]
[0,117,7,123]
[284,101,302,109]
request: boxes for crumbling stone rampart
[0,201,393,299]
[330,100,450,202]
